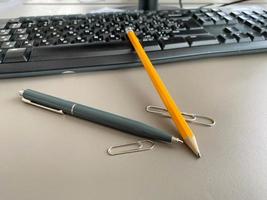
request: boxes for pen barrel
[73,104,173,143]
[22,89,173,143]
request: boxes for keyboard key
[242,11,253,16]
[211,17,226,25]
[230,11,241,17]
[8,18,20,23]
[256,17,267,25]
[21,40,34,47]
[184,19,202,30]
[173,29,207,36]
[0,29,10,36]
[16,34,29,40]
[8,23,22,29]
[14,28,27,34]
[246,32,265,41]
[20,17,34,23]
[223,27,240,34]
[1,41,16,48]
[217,11,226,17]
[30,42,133,61]
[223,27,233,34]
[168,13,183,18]
[244,20,257,27]
[187,35,219,46]
[0,35,11,42]
[159,37,189,50]
[197,17,214,25]
[3,48,28,63]
[261,31,267,38]
[223,16,237,24]
[232,33,251,42]
[252,25,262,33]
[237,15,249,23]
[142,41,161,51]
[0,22,6,29]
[217,34,237,44]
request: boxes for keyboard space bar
[30,42,133,62]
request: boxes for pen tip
[19,90,24,96]
[171,137,183,144]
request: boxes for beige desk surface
[1,3,267,200]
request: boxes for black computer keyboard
[1,7,267,78]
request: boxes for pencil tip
[197,152,201,158]
[184,136,201,158]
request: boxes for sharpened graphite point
[197,152,202,158]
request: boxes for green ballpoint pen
[19,89,183,144]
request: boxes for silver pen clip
[21,97,64,114]
[146,105,216,127]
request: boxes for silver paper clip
[107,140,155,156]
[146,105,216,127]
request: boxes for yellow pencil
[126,27,201,157]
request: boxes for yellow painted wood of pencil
[126,28,201,157]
